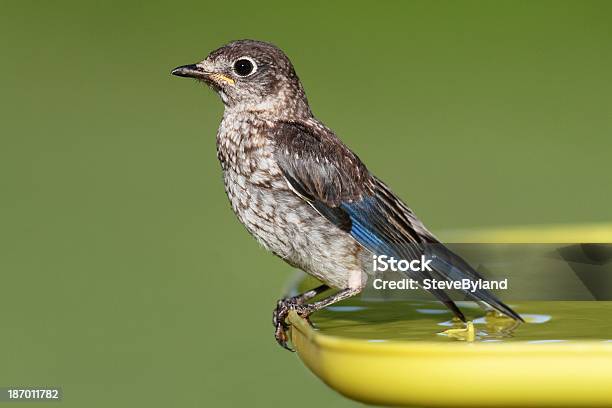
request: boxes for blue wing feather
[273,120,521,321]
[341,194,522,321]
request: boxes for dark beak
[171,64,207,79]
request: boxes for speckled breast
[215,114,365,288]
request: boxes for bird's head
[172,40,310,116]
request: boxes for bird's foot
[272,297,315,351]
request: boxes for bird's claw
[272,297,313,351]
[274,321,293,351]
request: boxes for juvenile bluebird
[172,40,522,350]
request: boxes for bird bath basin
[286,224,612,407]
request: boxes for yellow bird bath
[288,224,612,407]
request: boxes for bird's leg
[273,286,361,351]
[272,284,330,329]
[273,284,329,351]
[291,284,331,305]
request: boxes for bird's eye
[233,57,256,77]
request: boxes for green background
[1,1,610,406]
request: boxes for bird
[171,39,523,350]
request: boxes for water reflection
[296,273,612,343]
[311,298,612,343]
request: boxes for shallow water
[292,275,612,343]
[313,299,612,343]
